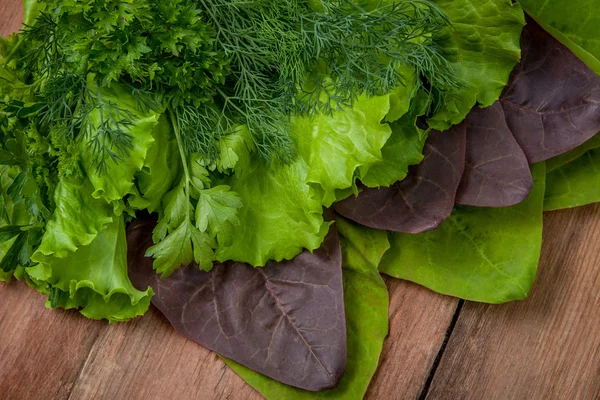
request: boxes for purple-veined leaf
[456,102,533,207]
[127,218,347,392]
[334,123,466,233]
[499,18,600,163]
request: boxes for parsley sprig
[9,0,456,170]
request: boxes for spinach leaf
[456,102,532,207]
[518,0,600,74]
[499,19,600,162]
[335,122,466,234]
[545,148,600,211]
[379,163,546,304]
[128,218,347,392]
[224,217,390,399]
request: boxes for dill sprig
[198,0,457,162]
[9,0,457,170]
[34,71,136,172]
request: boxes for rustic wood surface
[427,203,600,400]
[1,3,600,399]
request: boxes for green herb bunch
[0,0,458,281]
[201,0,457,162]
[3,0,456,170]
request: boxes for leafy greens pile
[0,0,457,318]
[2,0,600,398]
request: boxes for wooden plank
[366,279,459,399]
[425,203,600,400]
[0,0,22,36]
[66,277,456,400]
[0,281,105,400]
[68,306,262,400]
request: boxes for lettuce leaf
[23,0,44,25]
[359,89,429,189]
[292,94,392,207]
[215,157,329,266]
[29,214,152,323]
[214,94,415,267]
[385,65,419,123]
[428,0,525,130]
[80,84,160,208]
[129,114,180,213]
[30,176,113,258]
[379,163,546,304]
[20,172,152,322]
[224,217,389,399]
[546,133,600,173]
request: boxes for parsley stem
[169,109,191,219]
[2,36,24,64]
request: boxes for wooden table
[1,4,600,399]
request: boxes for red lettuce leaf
[456,102,533,207]
[127,218,347,392]
[334,123,466,233]
[499,17,600,163]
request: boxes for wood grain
[68,307,262,400]
[366,279,458,399]
[425,203,600,400]
[0,0,22,36]
[0,281,105,400]
[0,275,454,400]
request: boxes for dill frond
[197,0,457,162]
[12,0,458,170]
[80,89,136,173]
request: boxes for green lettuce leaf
[428,0,525,129]
[20,172,151,322]
[518,0,600,75]
[215,158,329,266]
[30,176,113,258]
[29,215,152,323]
[292,94,392,207]
[379,163,546,304]
[23,0,45,25]
[360,90,429,188]
[214,93,407,267]
[129,114,180,213]
[224,217,389,399]
[385,65,418,123]
[545,149,600,211]
[81,84,160,208]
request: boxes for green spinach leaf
[379,163,546,304]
